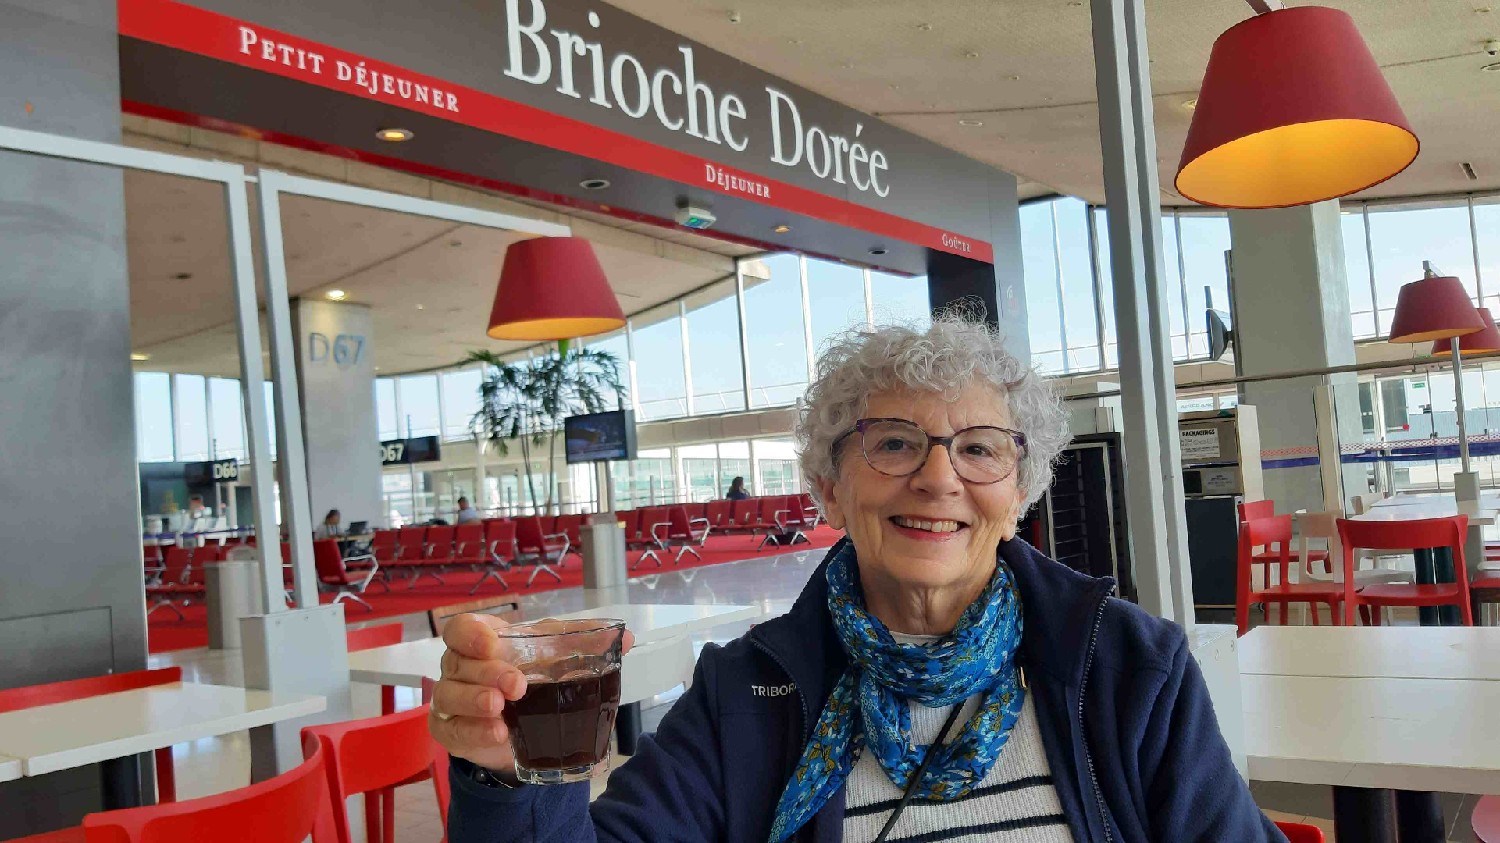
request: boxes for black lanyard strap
[872,702,968,843]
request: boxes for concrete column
[1229,203,1363,515]
[290,299,383,530]
[0,0,150,829]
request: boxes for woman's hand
[428,613,634,772]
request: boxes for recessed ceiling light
[415,304,425,311]
[773,224,792,234]
[1483,61,1500,72]
[326,289,348,301]
[449,239,463,247]
[130,353,150,362]
[917,22,933,31]
[868,246,889,256]
[788,38,802,45]
[173,272,193,281]
[376,128,413,142]
[1182,97,1199,109]
[958,119,984,127]
[579,178,612,190]
[964,50,980,59]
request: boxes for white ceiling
[604,0,1500,204]
[123,116,754,378]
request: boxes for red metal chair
[755,496,793,550]
[301,705,449,843]
[0,668,183,803]
[451,523,487,570]
[145,546,205,620]
[346,623,404,716]
[388,527,428,586]
[313,539,377,611]
[652,505,712,563]
[81,741,338,843]
[1236,515,1345,636]
[631,507,670,569]
[1238,500,1329,580]
[1337,515,1474,626]
[680,503,708,523]
[470,520,516,595]
[554,514,584,559]
[1274,822,1325,843]
[369,530,397,565]
[704,500,732,530]
[421,525,457,579]
[767,497,817,548]
[514,516,567,586]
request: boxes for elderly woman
[433,317,1282,842]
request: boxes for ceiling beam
[1244,0,1284,13]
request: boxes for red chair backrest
[514,516,545,551]
[396,527,427,557]
[85,742,338,842]
[705,500,731,527]
[370,530,397,561]
[681,503,707,522]
[0,667,182,713]
[161,547,191,582]
[758,496,787,524]
[487,519,518,561]
[312,540,347,583]
[1274,821,1324,843]
[730,498,757,526]
[1238,516,1292,592]
[554,514,583,544]
[1237,499,1274,523]
[454,523,483,545]
[192,544,224,564]
[425,525,456,554]
[666,506,691,538]
[1338,515,1470,583]
[300,707,443,843]
[345,623,402,653]
[639,507,669,537]
[620,509,642,538]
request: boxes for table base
[616,702,641,756]
[1332,786,1446,843]
[1395,790,1446,843]
[101,754,143,810]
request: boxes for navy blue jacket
[449,537,1285,842]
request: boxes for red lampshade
[1175,6,1418,209]
[487,237,625,341]
[1388,274,1484,344]
[1433,307,1500,356]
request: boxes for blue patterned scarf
[767,541,1026,842]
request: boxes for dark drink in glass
[496,618,626,784]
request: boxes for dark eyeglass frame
[830,417,1029,485]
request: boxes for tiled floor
[153,548,1488,841]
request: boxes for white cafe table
[0,755,19,784]
[1356,492,1500,525]
[0,682,325,808]
[1238,625,1500,681]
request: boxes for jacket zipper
[750,637,815,842]
[1078,594,1113,843]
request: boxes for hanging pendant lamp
[1175,6,1418,209]
[1433,308,1500,357]
[1388,266,1483,345]
[486,237,625,341]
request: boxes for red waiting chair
[726,498,759,534]
[451,524,487,569]
[514,516,567,586]
[0,668,183,803]
[652,505,712,564]
[470,520,516,595]
[313,539,377,612]
[346,623,404,717]
[704,500,732,530]
[301,705,449,843]
[1236,515,1345,636]
[1337,516,1474,626]
[145,547,205,620]
[80,741,338,842]
[631,507,670,569]
[755,496,792,550]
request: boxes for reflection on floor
[152,547,1484,841]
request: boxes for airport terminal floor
[13,1,1500,842]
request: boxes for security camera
[1486,39,1500,57]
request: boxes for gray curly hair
[795,315,1069,511]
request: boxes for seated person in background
[455,496,482,525]
[725,476,750,500]
[181,495,214,532]
[314,509,343,540]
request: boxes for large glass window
[584,330,631,413]
[1161,215,1188,360]
[631,305,687,421]
[1092,208,1118,369]
[1021,202,1065,374]
[1177,214,1232,359]
[397,374,440,437]
[1055,198,1100,371]
[441,368,482,441]
[263,381,277,460]
[208,377,245,460]
[1474,197,1500,314]
[375,378,398,441]
[1368,205,1476,334]
[807,260,867,357]
[717,440,751,496]
[680,443,720,502]
[1341,209,1377,338]
[869,271,930,330]
[134,372,174,463]
[744,254,810,408]
[173,374,209,461]
[685,280,746,414]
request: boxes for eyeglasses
[831,418,1028,485]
